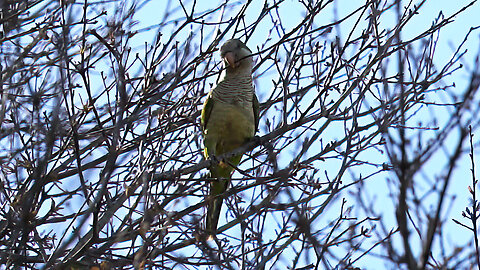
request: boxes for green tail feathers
[206,191,224,235]
[205,155,243,235]
[206,174,230,236]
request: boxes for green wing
[201,92,214,132]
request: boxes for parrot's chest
[205,101,255,149]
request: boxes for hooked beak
[223,51,236,68]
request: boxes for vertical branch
[394,1,417,269]
[467,126,480,267]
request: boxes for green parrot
[201,39,259,236]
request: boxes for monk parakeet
[201,39,259,235]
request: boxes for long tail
[206,176,230,236]
[206,194,223,236]
[205,155,243,236]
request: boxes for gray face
[220,39,252,69]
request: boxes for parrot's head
[220,39,253,73]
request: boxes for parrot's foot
[208,154,228,168]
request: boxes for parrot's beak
[223,52,236,68]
